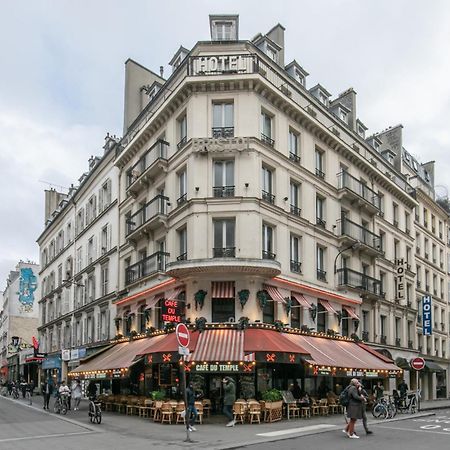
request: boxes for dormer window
[216,21,233,40]
[294,69,305,86]
[319,91,328,106]
[266,45,277,62]
[357,124,365,138]
[373,140,380,150]
[210,15,239,41]
[339,109,348,122]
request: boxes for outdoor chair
[160,402,173,424]
[249,402,261,424]
[233,402,246,425]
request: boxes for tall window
[317,303,326,332]
[362,311,369,333]
[261,166,274,203]
[315,149,324,178]
[261,111,273,145]
[317,246,326,281]
[263,299,275,324]
[262,224,274,259]
[395,317,401,344]
[289,130,300,162]
[316,196,325,227]
[213,219,235,257]
[393,203,399,226]
[87,273,95,302]
[87,236,95,265]
[290,181,300,216]
[380,315,387,340]
[101,263,109,296]
[212,103,234,137]
[291,297,301,328]
[177,169,187,204]
[101,225,109,255]
[212,298,235,323]
[341,309,349,337]
[100,179,112,212]
[177,113,187,149]
[290,235,301,273]
[138,304,146,334]
[178,227,187,260]
[215,21,233,40]
[214,161,234,197]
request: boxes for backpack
[339,386,351,407]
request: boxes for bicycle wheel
[410,398,417,414]
[28,393,32,406]
[61,405,67,415]
[95,410,102,424]
[372,403,387,419]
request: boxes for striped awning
[145,294,164,310]
[291,292,312,309]
[343,305,359,320]
[188,329,253,362]
[165,287,184,301]
[211,281,235,299]
[264,285,286,304]
[319,299,338,314]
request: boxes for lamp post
[334,241,362,274]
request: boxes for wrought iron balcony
[338,217,382,255]
[262,250,276,260]
[316,269,327,281]
[177,136,187,150]
[212,127,234,138]
[289,152,301,163]
[315,168,325,179]
[126,195,169,238]
[177,253,187,261]
[213,186,235,198]
[290,205,301,216]
[316,217,326,228]
[125,251,169,285]
[337,267,382,297]
[290,260,301,273]
[177,193,188,206]
[261,133,274,147]
[262,190,275,204]
[337,170,381,214]
[213,247,236,258]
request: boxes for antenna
[38,180,70,192]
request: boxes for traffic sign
[178,346,190,356]
[410,357,425,371]
[176,323,190,348]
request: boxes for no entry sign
[176,323,190,348]
[410,357,425,371]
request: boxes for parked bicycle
[54,392,69,415]
[88,396,102,424]
[372,395,397,419]
[397,391,418,414]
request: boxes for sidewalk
[10,394,441,449]
[420,398,450,410]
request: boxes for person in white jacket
[71,379,82,411]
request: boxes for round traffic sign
[176,323,190,348]
[410,357,425,371]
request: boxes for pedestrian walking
[343,378,365,439]
[20,379,27,398]
[358,381,373,435]
[71,379,82,411]
[222,377,236,427]
[41,378,53,410]
[186,382,198,432]
[374,381,384,401]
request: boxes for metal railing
[213,186,235,198]
[316,217,326,227]
[126,140,169,188]
[177,253,187,261]
[337,267,382,296]
[262,250,276,260]
[290,260,301,273]
[261,133,275,147]
[125,251,169,285]
[316,269,327,281]
[126,195,169,235]
[212,127,234,138]
[290,205,301,216]
[177,193,188,205]
[262,190,275,204]
[315,168,325,179]
[289,152,301,163]
[177,136,187,150]
[337,170,381,210]
[213,247,236,258]
[338,217,382,251]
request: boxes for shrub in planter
[261,388,283,402]
[238,316,250,330]
[151,390,165,401]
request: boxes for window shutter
[107,179,112,206]
[93,235,98,261]
[83,318,88,344]
[106,309,111,339]
[99,187,104,213]
[108,224,113,251]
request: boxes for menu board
[159,364,173,386]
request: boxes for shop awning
[319,299,338,314]
[70,337,165,375]
[264,285,286,304]
[343,305,359,320]
[425,360,445,372]
[291,292,311,309]
[166,287,184,301]
[395,357,411,370]
[211,282,235,299]
[284,334,399,371]
[244,329,308,355]
[145,294,164,309]
[138,331,199,356]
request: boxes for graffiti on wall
[17,268,37,312]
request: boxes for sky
[1,0,450,290]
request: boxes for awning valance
[264,285,286,304]
[319,299,338,315]
[145,294,164,310]
[343,305,359,320]
[166,287,184,301]
[425,360,445,372]
[211,282,235,299]
[291,292,311,309]
[244,329,308,355]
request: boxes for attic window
[373,140,380,150]
[318,91,328,106]
[339,109,348,122]
[357,124,365,138]
[294,69,305,86]
[173,55,182,68]
[266,45,277,62]
[215,21,233,40]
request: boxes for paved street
[1,394,446,449]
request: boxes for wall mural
[17,267,37,312]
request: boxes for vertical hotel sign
[395,258,405,301]
[422,295,432,335]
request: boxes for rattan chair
[233,402,246,425]
[249,402,261,424]
[160,402,174,424]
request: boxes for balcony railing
[177,136,187,150]
[289,152,301,163]
[126,195,169,236]
[316,269,327,281]
[315,168,325,179]
[212,127,234,138]
[125,251,169,285]
[126,139,169,188]
[338,217,382,252]
[337,267,382,296]
[177,253,187,261]
[262,190,275,204]
[337,170,381,210]
[316,217,326,228]
[177,193,188,206]
[261,133,274,147]
[290,260,302,273]
[213,247,236,258]
[213,186,235,198]
[290,205,301,216]
[262,250,276,260]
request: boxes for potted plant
[145,327,156,336]
[195,316,207,332]
[130,330,138,338]
[238,289,250,309]
[274,320,284,332]
[261,389,283,421]
[194,290,207,310]
[238,316,250,330]
[164,322,175,333]
[151,390,165,401]
[114,333,123,340]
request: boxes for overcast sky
[1,0,450,290]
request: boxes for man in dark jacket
[41,378,53,410]
[343,379,365,439]
[223,377,236,427]
[186,382,198,432]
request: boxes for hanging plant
[336,311,342,326]
[300,324,310,333]
[164,322,175,334]
[238,290,250,309]
[130,330,138,339]
[114,333,123,340]
[194,290,207,310]
[195,316,207,332]
[238,316,250,330]
[326,329,337,337]
[257,290,268,309]
[274,320,284,332]
[309,304,317,323]
[284,298,293,316]
[144,309,152,322]
[145,327,156,336]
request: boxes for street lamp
[334,241,362,274]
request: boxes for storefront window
[257,367,272,396]
[263,300,275,324]
[317,303,326,332]
[291,297,301,328]
[212,298,235,322]
[341,309,349,336]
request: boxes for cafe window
[291,297,301,328]
[341,308,349,337]
[317,303,326,332]
[263,299,275,324]
[138,304,146,334]
[212,298,235,323]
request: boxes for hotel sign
[190,55,253,76]
[422,295,432,335]
[395,258,405,302]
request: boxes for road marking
[257,424,337,437]
[377,425,450,436]
[0,431,94,443]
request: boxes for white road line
[0,431,94,443]
[377,425,450,436]
[257,424,338,437]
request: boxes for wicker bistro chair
[139,399,153,418]
[248,402,261,424]
[202,399,211,418]
[259,400,269,422]
[310,399,320,416]
[233,402,247,425]
[319,399,329,416]
[151,400,164,421]
[175,403,186,424]
[160,402,174,425]
[126,397,139,415]
[103,395,115,411]
[301,406,311,418]
[194,401,204,424]
[112,395,126,413]
[327,399,340,414]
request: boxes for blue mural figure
[18,268,37,312]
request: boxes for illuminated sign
[192,363,251,373]
[395,258,405,301]
[191,55,252,76]
[161,300,183,323]
[423,295,432,336]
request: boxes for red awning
[319,299,338,314]
[291,292,311,309]
[244,329,309,354]
[138,331,199,356]
[211,282,235,299]
[343,305,359,320]
[264,285,286,304]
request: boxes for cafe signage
[192,363,253,373]
[161,300,183,323]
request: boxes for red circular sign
[176,323,190,348]
[410,357,425,371]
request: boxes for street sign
[178,346,190,356]
[410,357,425,371]
[176,323,190,348]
